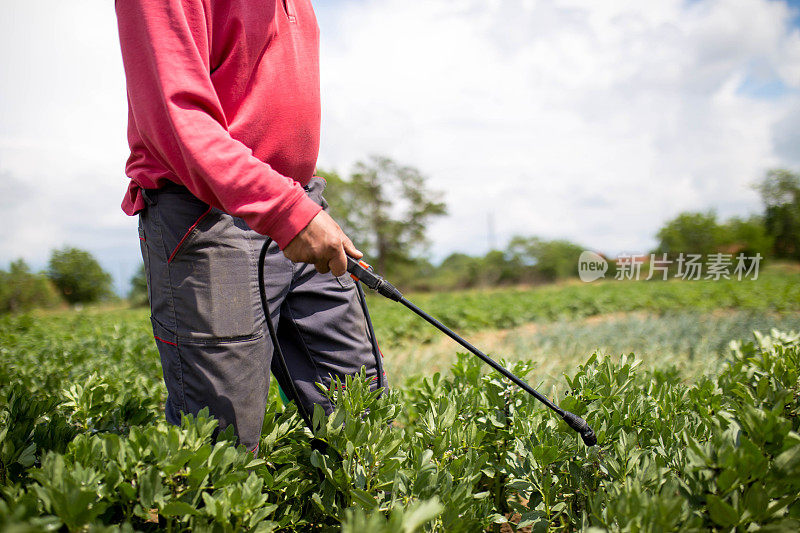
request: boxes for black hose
[258,238,386,432]
[258,238,313,430]
[355,281,386,390]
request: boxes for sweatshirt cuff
[255,190,322,249]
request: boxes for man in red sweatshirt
[116,0,383,453]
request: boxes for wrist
[259,193,322,249]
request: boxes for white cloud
[318,0,800,257]
[1,0,799,292]
[0,0,136,290]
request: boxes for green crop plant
[1,304,799,530]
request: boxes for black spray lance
[346,258,597,447]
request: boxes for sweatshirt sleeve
[116,0,321,249]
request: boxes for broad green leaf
[775,443,800,475]
[707,495,739,527]
[401,498,442,533]
[351,488,377,510]
[160,500,199,517]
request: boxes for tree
[756,169,800,260]
[507,236,585,281]
[128,264,149,307]
[0,259,62,314]
[47,247,113,304]
[431,250,521,289]
[435,252,482,288]
[318,156,447,276]
[654,211,720,258]
[316,169,359,239]
[717,215,773,257]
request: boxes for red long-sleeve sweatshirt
[116,0,323,249]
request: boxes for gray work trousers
[137,177,383,452]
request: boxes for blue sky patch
[738,76,794,99]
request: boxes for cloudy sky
[1,0,799,292]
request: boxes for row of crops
[1,298,799,531]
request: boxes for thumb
[342,236,362,259]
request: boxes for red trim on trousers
[154,335,177,346]
[168,207,212,263]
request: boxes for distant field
[366,267,800,346]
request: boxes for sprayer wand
[347,258,597,447]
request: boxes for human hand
[282,210,362,276]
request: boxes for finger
[282,244,305,264]
[281,246,295,263]
[342,236,363,259]
[329,245,347,277]
[314,260,330,274]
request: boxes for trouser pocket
[150,315,270,451]
[144,186,262,342]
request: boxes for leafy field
[1,272,800,531]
